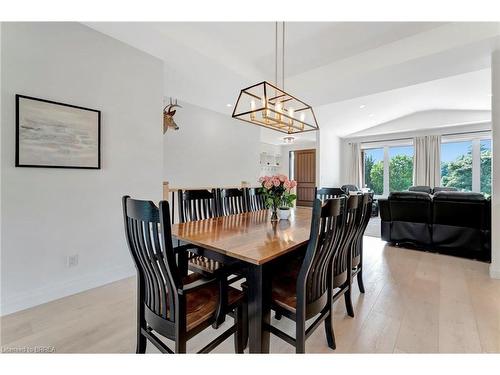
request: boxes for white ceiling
[316,68,492,137]
[85,22,500,142]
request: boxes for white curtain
[347,142,362,188]
[413,135,441,187]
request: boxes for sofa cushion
[433,191,485,202]
[389,191,431,201]
[388,192,432,223]
[433,186,458,193]
[409,185,432,194]
[433,192,487,229]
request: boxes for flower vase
[270,207,279,222]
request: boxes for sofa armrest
[378,199,391,221]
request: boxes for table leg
[246,263,271,353]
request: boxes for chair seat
[271,258,302,314]
[183,273,244,332]
[188,254,222,275]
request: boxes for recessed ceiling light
[226,103,232,107]
[359,104,366,109]
[369,113,374,117]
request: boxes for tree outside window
[480,139,492,196]
[440,141,472,192]
[388,146,413,192]
[363,148,383,195]
[363,145,413,195]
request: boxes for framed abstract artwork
[16,95,101,169]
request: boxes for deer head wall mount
[163,98,182,133]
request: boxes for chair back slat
[316,187,346,201]
[246,187,266,211]
[178,189,217,223]
[352,193,373,260]
[298,197,346,306]
[333,194,361,283]
[219,188,246,216]
[123,196,182,322]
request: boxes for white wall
[163,101,261,187]
[491,49,500,279]
[1,23,163,315]
[319,127,342,187]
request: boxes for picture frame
[16,94,101,169]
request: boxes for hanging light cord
[282,21,285,90]
[275,22,278,88]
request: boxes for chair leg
[234,305,245,353]
[357,268,365,294]
[344,286,355,318]
[242,301,249,350]
[136,330,147,354]
[213,278,228,329]
[177,250,189,277]
[274,311,282,320]
[175,336,187,354]
[324,310,336,350]
[296,321,306,354]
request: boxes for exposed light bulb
[275,102,282,122]
[250,100,256,120]
[300,113,305,122]
[288,108,294,118]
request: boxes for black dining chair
[218,188,247,216]
[328,194,361,345]
[178,189,218,223]
[273,187,347,323]
[122,196,246,353]
[268,197,346,353]
[350,192,373,294]
[245,187,266,211]
[176,189,222,275]
[315,187,346,201]
[341,184,359,193]
[177,188,246,328]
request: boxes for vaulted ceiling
[85,22,500,140]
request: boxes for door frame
[291,148,317,207]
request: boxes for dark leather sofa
[379,191,491,261]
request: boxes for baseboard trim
[0,264,135,316]
[490,265,500,279]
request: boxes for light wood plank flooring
[1,237,499,353]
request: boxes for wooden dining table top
[171,207,313,265]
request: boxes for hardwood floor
[1,237,499,353]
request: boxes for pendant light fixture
[232,22,319,134]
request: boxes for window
[360,134,491,197]
[389,146,414,192]
[363,148,384,195]
[480,139,492,196]
[440,141,473,192]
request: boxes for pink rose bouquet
[259,174,297,221]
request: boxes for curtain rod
[354,129,491,145]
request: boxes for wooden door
[294,149,316,207]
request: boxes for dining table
[170,207,313,353]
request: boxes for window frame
[441,133,491,193]
[360,132,492,197]
[361,139,413,198]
